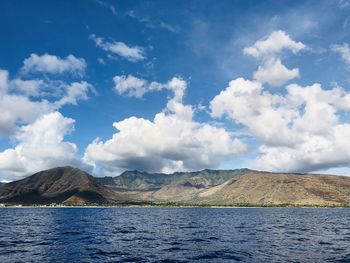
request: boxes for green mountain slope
[95,169,250,192]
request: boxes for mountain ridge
[0,166,121,205]
[95,168,253,192]
[1,166,350,207]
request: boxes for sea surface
[0,208,349,262]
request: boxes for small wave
[191,251,244,261]
[169,241,182,245]
[327,254,350,262]
[60,231,81,235]
[179,225,200,229]
[319,241,333,245]
[93,248,130,257]
[119,229,132,234]
[156,259,187,263]
[163,246,183,252]
[121,256,150,262]
[187,238,206,242]
[136,236,156,241]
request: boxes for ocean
[0,208,349,262]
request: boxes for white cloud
[112,74,186,100]
[243,30,306,58]
[210,77,350,172]
[54,81,93,107]
[0,70,9,94]
[90,34,145,62]
[331,43,350,65]
[253,58,299,86]
[0,112,89,180]
[9,79,44,97]
[113,75,148,98]
[0,58,94,180]
[210,78,297,146]
[254,125,350,172]
[0,68,93,138]
[22,53,86,76]
[166,77,186,102]
[0,93,52,137]
[244,30,306,86]
[0,70,53,137]
[84,77,247,175]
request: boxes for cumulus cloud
[90,34,145,62]
[243,30,306,58]
[22,53,86,76]
[0,70,9,94]
[9,79,44,97]
[253,58,299,86]
[0,66,93,138]
[0,69,53,137]
[112,74,185,99]
[0,53,94,180]
[0,112,88,180]
[84,77,247,175]
[54,81,94,107]
[210,77,350,172]
[113,75,148,98]
[331,43,350,65]
[254,127,350,173]
[244,30,306,86]
[0,88,90,138]
[0,93,52,137]
[210,78,295,146]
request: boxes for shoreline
[1,205,349,209]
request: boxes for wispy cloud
[90,34,146,62]
[95,0,117,16]
[331,43,350,65]
[338,0,350,9]
[126,10,178,33]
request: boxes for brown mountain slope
[0,166,121,205]
[146,176,211,201]
[197,171,350,206]
[2,167,350,206]
[130,170,350,206]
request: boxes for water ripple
[0,208,349,262]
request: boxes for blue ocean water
[0,208,349,262]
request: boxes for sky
[1,0,350,181]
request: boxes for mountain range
[1,166,350,207]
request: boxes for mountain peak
[0,166,119,205]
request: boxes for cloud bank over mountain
[84,77,247,176]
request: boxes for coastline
[1,204,349,209]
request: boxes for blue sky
[1,0,350,180]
